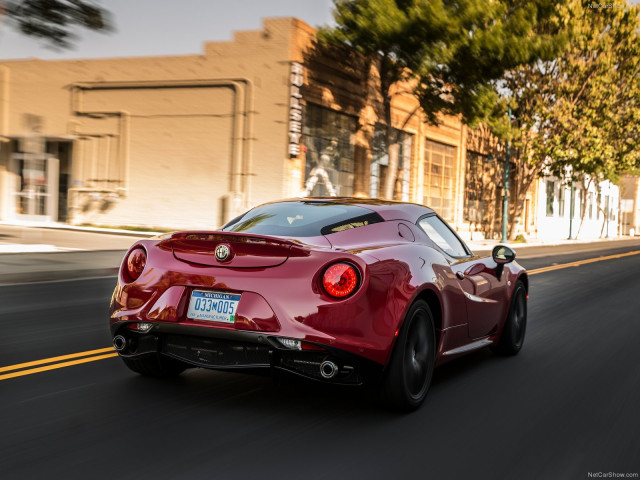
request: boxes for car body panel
[109,197,527,384]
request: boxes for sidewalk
[465,235,633,252]
[0,221,155,253]
[0,221,637,284]
[0,222,153,284]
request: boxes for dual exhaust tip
[115,334,341,380]
[320,360,338,379]
[113,335,127,352]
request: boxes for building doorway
[10,153,59,222]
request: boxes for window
[418,215,469,257]
[424,140,456,221]
[222,201,383,237]
[464,151,488,223]
[546,181,555,216]
[301,104,356,197]
[588,192,594,219]
[558,185,565,217]
[371,125,412,201]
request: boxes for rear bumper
[111,321,384,386]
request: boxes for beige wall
[621,175,640,235]
[0,17,301,229]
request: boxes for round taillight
[125,247,146,282]
[322,263,359,298]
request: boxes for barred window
[301,104,356,197]
[424,140,456,221]
[463,151,493,223]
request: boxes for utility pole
[605,188,610,238]
[501,106,511,243]
[568,180,575,240]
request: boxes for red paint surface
[110,198,526,367]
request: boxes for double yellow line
[528,249,640,275]
[2,248,639,381]
[0,347,118,381]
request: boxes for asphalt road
[1,242,640,480]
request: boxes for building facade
[0,17,627,240]
[620,175,640,236]
[535,177,619,241]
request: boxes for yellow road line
[528,250,640,275]
[0,347,115,373]
[0,353,118,381]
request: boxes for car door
[417,215,508,339]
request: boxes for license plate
[186,290,241,323]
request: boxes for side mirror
[492,245,515,280]
[492,245,516,264]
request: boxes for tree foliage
[2,0,112,49]
[485,0,640,238]
[319,0,568,199]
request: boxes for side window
[418,215,469,257]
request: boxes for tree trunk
[574,177,593,239]
[378,55,400,200]
[506,158,538,240]
[381,90,398,199]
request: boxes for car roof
[270,197,435,223]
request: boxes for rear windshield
[221,201,384,237]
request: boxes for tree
[2,0,112,49]
[319,0,567,199]
[486,0,640,239]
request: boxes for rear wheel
[492,280,527,356]
[121,354,187,377]
[383,300,435,412]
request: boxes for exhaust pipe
[320,360,338,379]
[113,335,127,352]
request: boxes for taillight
[322,263,359,298]
[125,247,146,282]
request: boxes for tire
[492,280,527,356]
[382,300,436,412]
[121,354,187,377]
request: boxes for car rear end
[109,201,398,385]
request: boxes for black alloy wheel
[383,299,436,412]
[493,280,527,356]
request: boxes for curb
[0,221,160,238]
[0,267,119,285]
[466,235,633,252]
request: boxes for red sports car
[109,198,527,411]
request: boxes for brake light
[322,263,359,298]
[125,247,147,282]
